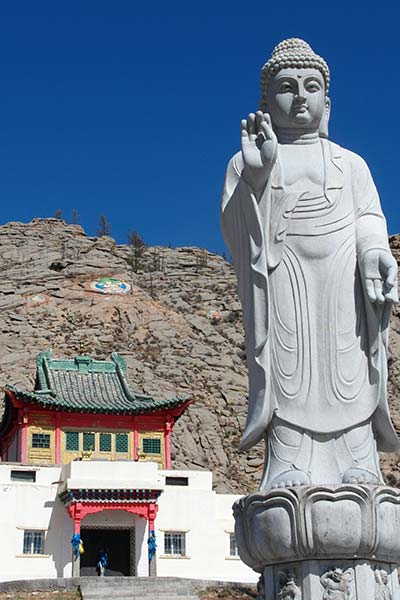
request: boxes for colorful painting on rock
[207,310,223,323]
[26,293,51,307]
[88,277,131,295]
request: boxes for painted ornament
[88,277,131,295]
[207,310,223,323]
[26,293,51,306]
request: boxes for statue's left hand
[360,249,399,304]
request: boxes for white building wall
[0,464,72,581]
[136,515,149,576]
[0,463,256,583]
[157,470,256,583]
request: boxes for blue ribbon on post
[71,533,81,558]
[148,530,157,561]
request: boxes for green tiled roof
[6,350,188,415]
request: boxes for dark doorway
[80,528,132,576]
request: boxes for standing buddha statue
[221,38,399,490]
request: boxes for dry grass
[0,592,80,600]
[198,586,257,600]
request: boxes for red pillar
[148,503,158,577]
[67,502,82,534]
[74,515,81,535]
[70,504,82,577]
[20,408,28,463]
[55,413,61,464]
[148,503,158,532]
[133,418,138,461]
[164,417,173,470]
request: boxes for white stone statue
[221,38,399,490]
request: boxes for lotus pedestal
[234,485,400,598]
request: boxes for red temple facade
[0,350,190,469]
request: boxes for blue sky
[0,3,398,253]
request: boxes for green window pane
[115,433,128,453]
[65,432,79,452]
[142,438,161,455]
[83,432,95,451]
[100,433,112,452]
[32,433,50,449]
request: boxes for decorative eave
[2,350,192,429]
[10,349,193,417]
[5,386,192,418]
[59,488,162,506]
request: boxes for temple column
[133,418,138,461]
[164,416,173,469]
[19,408,28,463]
[148,503,158,577]
[55,413,61,464]
[70,503,82,578]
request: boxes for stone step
[81,583,194,592]
[79,577,199,600]
[81,586,193,598]
[81,595,199,600]
[81,577,192,585]
[83,577,191,590]
[81,590,197,595]
[81,591,199,600]
[81,590,199,600]
[81,581,192,585]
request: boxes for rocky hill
[0,219,399,493]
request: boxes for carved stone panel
[320,567,354,599]
[276,569,301,599]
[261,559,400,600]
[375,568,392,600]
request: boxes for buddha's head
[260,39,330,137]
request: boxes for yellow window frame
[137,431,165,468]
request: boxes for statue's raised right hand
[241,111,277,192]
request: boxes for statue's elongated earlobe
[319,97,331,139]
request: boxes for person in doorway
[97,548,108,577]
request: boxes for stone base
[233,485,400,599]
[262,559,399,599]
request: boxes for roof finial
[78,341,88,356]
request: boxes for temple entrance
[80,527,135,576]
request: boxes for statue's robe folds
[221,139,399,452]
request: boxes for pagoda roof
[5,350,189,416]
